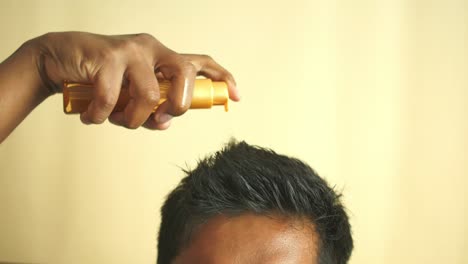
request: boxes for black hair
[157,140,353,264]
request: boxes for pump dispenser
[63,79,229,114]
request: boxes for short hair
[157,140,353,264]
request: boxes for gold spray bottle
[62,79,229,114]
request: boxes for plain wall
[0,0,467,263]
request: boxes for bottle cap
[191,79,229,111]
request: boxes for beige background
[0,0,467,263]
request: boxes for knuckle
[101,47,120,63]
[96,93,117,111]
[222,71,233,80]
[168,98,189,116]
[125,39,139,53]
[118,38,140,55]
[200,54,213,62]
[180,61,196,75]
[173,60,196,77]
[135,33,156,43]
[143,89,160,105]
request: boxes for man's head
[157,141,353,264]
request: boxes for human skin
[173,213,318,264]
[0,32,240,143]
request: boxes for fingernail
[158,119,172,131]
[236,91,242,101]
[108,112,124,126]
[80,113,92,125]
[156,113,173,123]
[108,116,118,126]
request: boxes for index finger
[181,54,240,102]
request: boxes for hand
[36,32,240,130]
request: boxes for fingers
[109,61,159,129]
[182,54,240,102]
[77,33,237,131]
[144,59,196,130]
[80,65,124,125]
[142,113,171,130]
[159,61,196,114]
[144,53,239,130]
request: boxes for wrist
[26,34,61,98]
[13,38,51,101]
[2,38,52,103]
[0,36,54,142]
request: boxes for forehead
[173,213,318,264]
